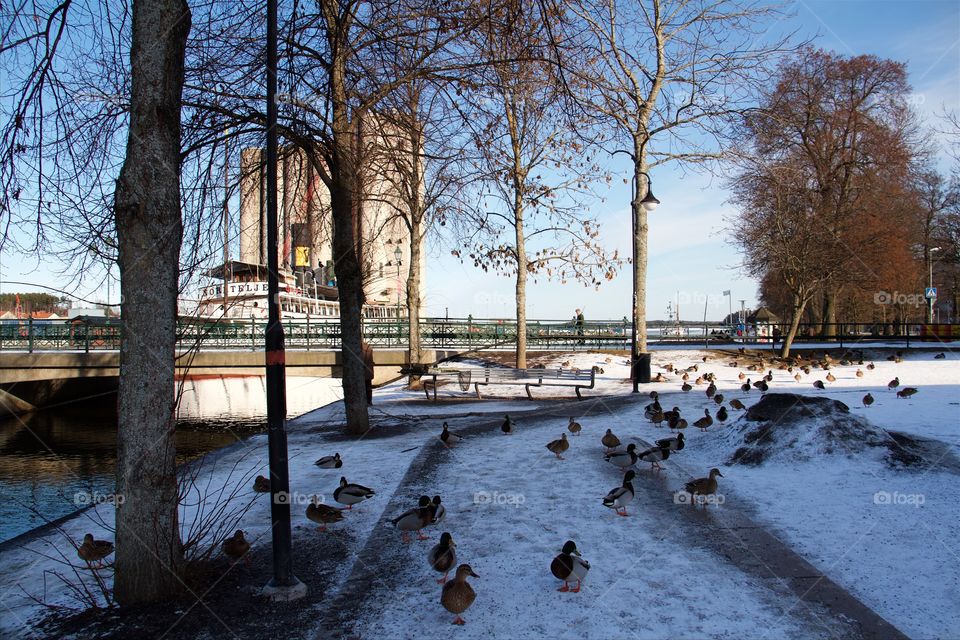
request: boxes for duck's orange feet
[618,510,629,517]
[570,580,581,593]
[437,574,448,584]
[452,616,466,625]
[417,533,430,541]
[557,583,570,592]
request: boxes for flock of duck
[71,347,936,626]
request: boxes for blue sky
[2,0,958,320]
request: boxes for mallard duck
[644,400,662,419]
[684,468,723,508]
[568,417,582,436]
[442,564,479,624]
[440,422,464,446]
[896,387,918,399]
[391,495,433,543]
[866,362,876,370]
[604,443,638,467]
[695,376,704,385]
[716,406,728,422]
[501,414,514,435]
[652,372,667,382]
[429,495,446,525]
[656,432,684,452]
[934,352,945,359]
[887,377,899,391]
[314,452,342,469]
[602,470,636,516]
[561,360,572,367]
[333,476,375,509]
[306,496,344,532]
[551,540,590,592]
[794,373,802,383]
[682,372,690,382]
[713,393,725,406]
[601,429,621,451]
[855,369,864,378]
[638,446,670,471]
[813,380,825,390]
[738,372,746,381]
[78,533,114,567]
[222,530,250,563]
[681,382,692,392]
[253,475,271,493]
[428,532,457,584]
[730,399,746,411]
[693,409,713,432]
[649,390,659,400]
[825,372,837,383]
[546,433,570,459]
[650,409,665,428]
[740,380,751,393]
[863,392,874,407]
[705,383,717,398]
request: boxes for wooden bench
[421,367,595,401]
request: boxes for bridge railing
[1,318,954,353]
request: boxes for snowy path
[323,397,905,640]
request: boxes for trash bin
[635,352,651,384]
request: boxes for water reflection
[0,405,264,543]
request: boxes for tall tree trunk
[634,163,650,354]
[780,293,808,358]
[407,216,423,371]
[822,288,838,338]
[113,0,190,605]
[515,204,527,369]
[324,1,368,435]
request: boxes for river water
[0,405,265,543]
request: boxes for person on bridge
[361,340,375,405]
[575,309,585,345]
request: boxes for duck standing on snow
[391,495,433,543]
[601,429,621,452]
[428,532,457,584]
[441,564,479,625]
[934,352,945,359]
[221,530,250,564]
[730,399,746,411]
[713,393,725,406]
[546,433,570,459]
[888,377,900,391]
[333,476,376,509]
[716,406,728,423]
[896,387,918,399]
[656,432,684,451]
[253,475,271,493]
[863,392,874,407]
[637,446,670,471]
[813,380,825,390]
[684,468,723,508]
[314,452,343,468]
[429,495,446,525]
[694,408,713,432]
[440,422,464,446]
[856,369,864,378]
[568,417,582,436]
[306,496,344,532]
[602,470,636,516]
[78,533,114,567]
[551,540,590,592]
[501,414,514,435]
[605,443,638,468]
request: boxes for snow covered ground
[1,345,957,638]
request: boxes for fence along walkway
[0,317,951,352]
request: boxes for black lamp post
[262,0,305,601]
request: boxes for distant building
[237,122,424,308]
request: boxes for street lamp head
[393,245,402,264]
[640,187,660,212]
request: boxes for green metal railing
[2,318,947,353]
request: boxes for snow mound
[720,394,908,467]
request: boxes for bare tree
[569,0,796,358]
[112,0,192,604]
[456,3,615,368]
